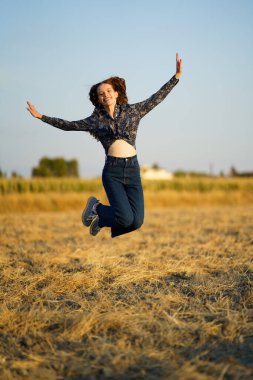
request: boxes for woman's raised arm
[26,101,42,119]
[130,53,183,119]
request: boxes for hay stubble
[0,206,253,379]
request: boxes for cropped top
[41,75,179,154]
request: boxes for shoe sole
[90,216,100,236]
[82,196,98,227]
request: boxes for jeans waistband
[105,155,138,167]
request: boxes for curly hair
[89,76,128,108]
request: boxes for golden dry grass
[1,188,253,213]
[1,177,252,213]
[0,205,253,379]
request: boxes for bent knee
[117,213,134,228]
[132,217,144,230]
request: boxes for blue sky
[1,0,252,177]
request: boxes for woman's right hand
[175,53,183,80]
[26,101,42,119]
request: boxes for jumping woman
[27,53,182,238]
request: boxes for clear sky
[1,0,253,177]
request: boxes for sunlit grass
[0,206,252,379]
[1,177,253,194]
[0,177,252,213]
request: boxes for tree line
[0,157,79,178]
[0,161,252,178]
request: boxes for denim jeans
[96,155,144,238]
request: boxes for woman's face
[97,83,118,108]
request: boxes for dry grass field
[1,177,253,213]
[0,180,253,379]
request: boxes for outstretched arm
[26,101,92,132]
[131,53,183,118]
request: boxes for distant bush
[228,166,253,177]
[32,157,79,177]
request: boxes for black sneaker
[82,196,99,227]
[89,215,101,236]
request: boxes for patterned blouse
[41,75,179,154]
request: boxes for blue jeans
[96,155,144,238]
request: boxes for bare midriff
[107,139,137,157]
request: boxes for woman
[27,53,182,238]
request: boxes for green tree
[32,157,79,177]
[53,158,67,177]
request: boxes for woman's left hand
[175,53,183,79]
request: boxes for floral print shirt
[41,75,179,154]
